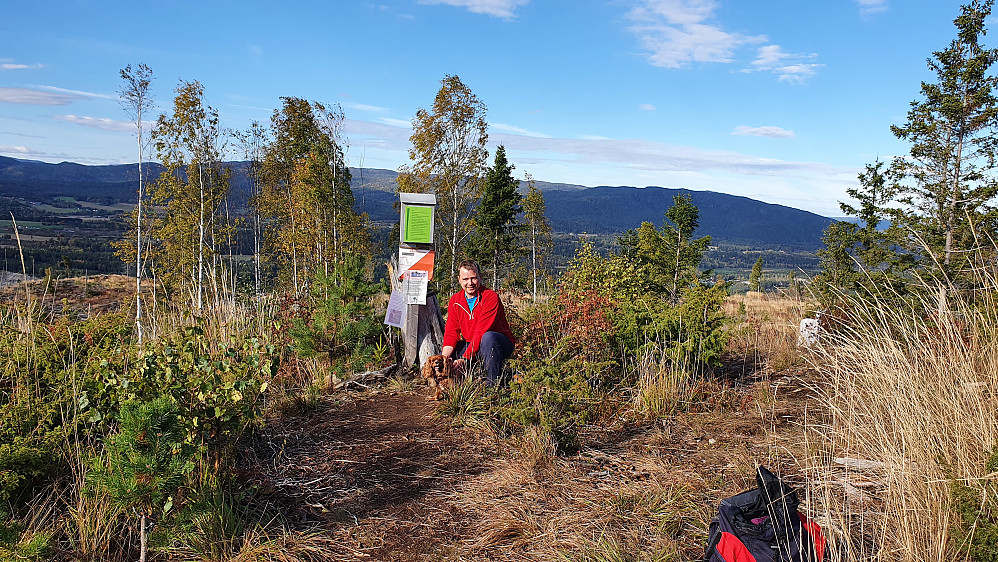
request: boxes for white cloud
[1,62,43,70]
[493,134,851,215]
[0,144,31,154]
[732,125,795,138]
[639,103,657,111]
[56,114,134,133]
[0,87,86,105]
[419,0,529,19]
[857,0,888,16]
[744,45,822,83]
[491,122,550,137]
[0,144,128,165]
[377,117,412,128]
[36,85,115,100]
[340,115,851,214]
[343,102,389,113]
[626,0,765,68]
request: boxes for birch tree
[236,121,268,298]
[256,98,365,295]
[150,80,231,311]
[397,75,488,289]
[119,63,153,344]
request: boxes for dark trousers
[453,331,514,385]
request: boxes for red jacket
[443,288,516,359]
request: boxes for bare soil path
[240,389,498,560]
[238,369,817,561]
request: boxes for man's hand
[453,358,466,375]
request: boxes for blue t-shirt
[466,294,478,314]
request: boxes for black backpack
[702,466,825,562]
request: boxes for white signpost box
[387,193,445,369]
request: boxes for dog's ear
[421,360,434,380]
[442,357,453,378]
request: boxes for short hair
[458,259,481,276]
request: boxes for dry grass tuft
[725,292,814,375]
[804,279,998,561]
[453,444,715,561]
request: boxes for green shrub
[0,311,132,503]
[94,326,277,471]
[498,242,729,452]
[950,448,998,562]
[283,254,387,378]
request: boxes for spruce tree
[891,0,998,282]
[467,145,522,288]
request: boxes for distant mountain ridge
[0,156,832,250]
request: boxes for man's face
[459,267,481,298]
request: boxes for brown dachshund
[421,354,455,400]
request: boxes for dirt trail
[240,389,497,560]
[238,370,815,562]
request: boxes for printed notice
[398,247,434,281]
[384,288,406,328]
[403,205,433,244]
[404,270,428,305]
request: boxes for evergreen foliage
[816,161,916,307]
[87,396,193,562]
[505,194,727,452]
[617,193,712,303]
[466,145,522,288]
[287,253,387,377]
[749,257,763,292]
[890,0,998,283]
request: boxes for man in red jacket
[441,260,516,385]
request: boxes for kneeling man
[441,260,516,385]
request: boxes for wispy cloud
[491,122,550,137]
[732,125,795,138]
[639,103,656,111]
[419,0,529,19]
[55,114,133,133]
[0,87,86,105]
[0,144,126,165]
[0,144,32,154]
[0,130,44,139]
[378,117,412,128]
[343,102,389,113]
[36,85,115,100]
[626,0,765,68]
[1,61,44,70]
[857,0,888,16]
[339,115,849,214]
[743,44,822,83]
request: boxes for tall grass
[806,275,998,561]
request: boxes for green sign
[403,205,433,244]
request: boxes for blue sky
[0,0,978,216]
